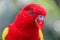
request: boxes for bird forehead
[29,4,41,10]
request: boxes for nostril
[28,10,34,16]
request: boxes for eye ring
[28,10,34,16]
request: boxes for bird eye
[28,10,34,16]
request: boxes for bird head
[11,4,46,30]
[22,4,46,30]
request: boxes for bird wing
[39,30,44,40]
[2,27,9,40]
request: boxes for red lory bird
[2,4,46,40]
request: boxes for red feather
[6,4,46,40]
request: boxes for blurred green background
[0,0,60,40]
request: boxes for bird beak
[35,15,45,30]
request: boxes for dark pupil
[28,10,34,15]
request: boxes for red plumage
[6,4,46,40]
